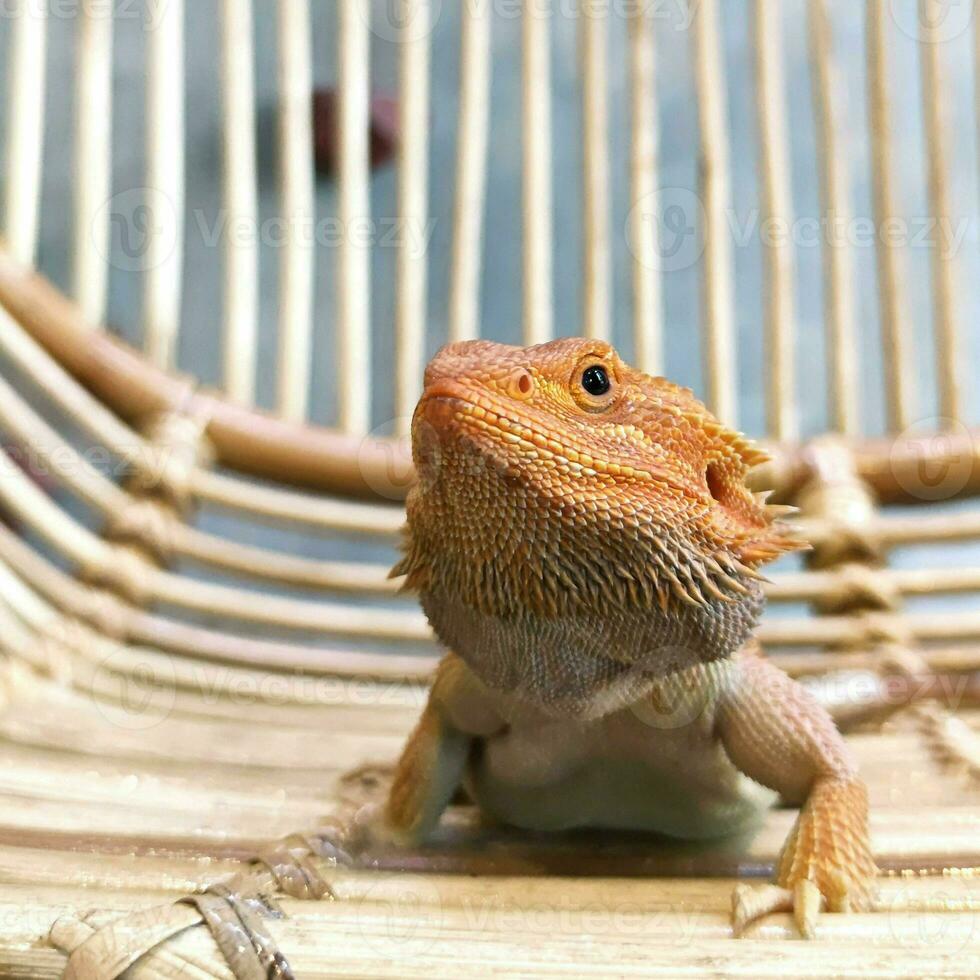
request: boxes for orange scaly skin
[382,338,877,938]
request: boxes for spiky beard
[393,449,767,714]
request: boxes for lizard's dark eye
[581,365,610,396]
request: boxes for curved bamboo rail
[1,247,978,507]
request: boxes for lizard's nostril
[509,369,535,400]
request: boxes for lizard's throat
[410,559,764,716]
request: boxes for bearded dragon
[369,337,877,938]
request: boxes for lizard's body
[372,338,877,937]
[451,653,774,840]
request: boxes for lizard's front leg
[361,653,505,848]
[718,651,878,938]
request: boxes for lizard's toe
[792,878,823,939]
[731,872,875,939]
[730,882,793,937]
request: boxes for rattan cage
[0,0,979,976]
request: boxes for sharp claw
[731,883,793,937]
[793,879,823,939]
[825,868,852,914]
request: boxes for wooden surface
[0,656,978,977]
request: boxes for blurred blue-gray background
[0,0,978,625]
[2,0,977,438]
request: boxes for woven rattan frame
[1,1,979,976]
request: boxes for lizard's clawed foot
[732,780,877,938]
[731,873,869,938]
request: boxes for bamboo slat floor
[0,644,979,977]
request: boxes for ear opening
[705,461,727,504]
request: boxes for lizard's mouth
[415,382,675,485]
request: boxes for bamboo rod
[448,0,492,344]
[522,0,554,344]
[395,0,432,436]
[5,338,968,609]
[807,0,858,435]
[337,0,372,434]
[799,509,980,548]
[753,0,796,441]
[0,376,397,595]
[867,0,912,431]
[0,308,405,537]
[0,373,127,517]
[766,564,980,602]
[72,0,113,326]
[628,5,662,376]
[0,449,107,575]
[0,453,426,640]
[1,249,978,514]
[6,359,980,610]
[2,497,978,688]
[4,0,47,265]
[581,1,611,342]
[3,435,980,647]
[6,902,980,979]
[756,611,980,646]
[692,0,737,424]
[219,0,260,406]
[919,0,961,426]
[143,0,185,370]
[276,0,316,421]
[191,470,404,536]
[0,523,432,681]
[0,254,414,503]
[10,355,980,610]
[0,491,977,697]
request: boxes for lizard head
[395,338,803,706]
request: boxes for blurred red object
[312,88,399,175]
